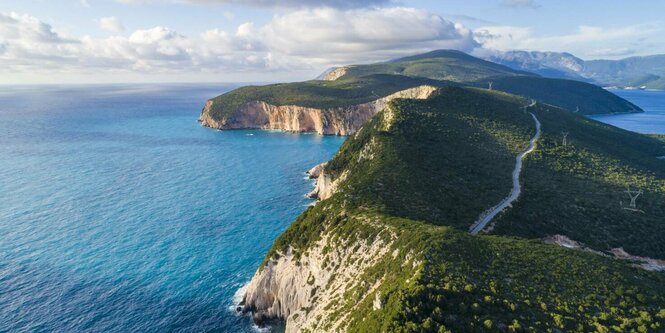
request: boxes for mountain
[585,55,665,89]
[331,49,535,82]
[481,50,589,81]
[199,50,641,134]
[239,87,665,332]
[485,50,665,90]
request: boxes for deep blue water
[591,89,665,134]
[0,84,345,332]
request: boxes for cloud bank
[115,0,393,8]
[474,23,659,57]
[0,5,660,82]
[0,8,477,79]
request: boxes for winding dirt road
[469,110,541,235]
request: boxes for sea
[591,89,665,134]
[0,84,344,332]
[0,85,661,332]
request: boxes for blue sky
[1,0,664,83]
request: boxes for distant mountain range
[482,50,665,90]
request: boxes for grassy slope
[338,49,532,82]
[493,102,665,258]
[323,87,534,229]
[470,76,642,114]
[264,87,665,332]
[205,74,452,120]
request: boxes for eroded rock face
[321,66,349,81]
[199,85,438,135]
[241,224,395,333]
[306,162,326,179]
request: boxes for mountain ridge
[483,50,665,89]
[239,86,665,332]
[200,49,641,135]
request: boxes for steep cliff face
[306,162,326,179]
[199,85,438,135]
[241,221,397,333]
[307,169,347,200]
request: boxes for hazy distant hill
[484,50,665,89]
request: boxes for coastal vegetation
[330,49,531,82]
[205,74,451,121]
[494,102,665,258]
[247,87,665,332]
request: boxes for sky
[1,0,664,84]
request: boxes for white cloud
[99,16,125,33]
[474,24,660,57]
[115,0,392,8]
[0,8,477,79]
[0,12,75,44]
[261,7,478,64]
[2,6,660,82]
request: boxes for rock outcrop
[321,66,349,81]
[307,169,347,201]
[199,85,438,135]
[306,162,326,179]
[240,219,396,333]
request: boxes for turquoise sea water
[0,85,662,333]
[0,84,344,332]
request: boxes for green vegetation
[202,50,642,125]
[205,74,452,120]
[584,55,665,89]
[493,101,665,258]
[627,74,662,88]
[323,87,534,229]
[335,49,531,82]
[348,217,665,333]
[260,87,665,332]
[296,86,663,258]
[469,76,642,114]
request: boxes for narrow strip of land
[469,110,541,235]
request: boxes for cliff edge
[199,85,438,135]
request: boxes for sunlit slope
[257,87,665,332]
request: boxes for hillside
[203,74,451,122]
[330,49,533,82]
[199,50,641,134]
[469,76,642,114]
[240,87,665,333]
[481,50,589,82]
[585,55,665,89]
